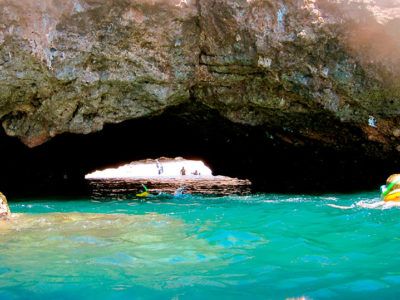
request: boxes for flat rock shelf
[87,177,252,199]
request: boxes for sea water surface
[1,192,400,299]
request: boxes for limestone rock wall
[0,0,400,154]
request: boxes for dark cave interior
[0,103,397,199]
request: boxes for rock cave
[1,0,400,197]
[1,102,398,198]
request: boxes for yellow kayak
[136,191,149,198]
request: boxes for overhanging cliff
[1,0,400,195]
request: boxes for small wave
[357,200,400,210]
[326,204,355,210]
[327,200,400,210]
[320,196,338,201]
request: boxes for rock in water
[0,192,11,219]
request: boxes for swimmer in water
[363,174,400,208]
[327,174,400,210]
[174,186,186,197]
[380,174,400,202]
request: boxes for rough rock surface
[0,0,400,154]
[0,192,10,218]
[0,0,400,195]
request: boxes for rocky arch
[0,102,398,198]
[1,0,400,197]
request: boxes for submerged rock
[0,192,10,219]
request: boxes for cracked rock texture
[1,0,400,156]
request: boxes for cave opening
[0,103,397,199]
[85,157,252,198]
[85,157,214,179]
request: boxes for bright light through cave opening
[85,157,252,197]
[85,157,212,179]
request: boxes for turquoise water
[2,192,400,299]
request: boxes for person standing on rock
[156,160,164,175]
[0,192,11,219]
[180,167,186,176]
[156,160,160,175]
